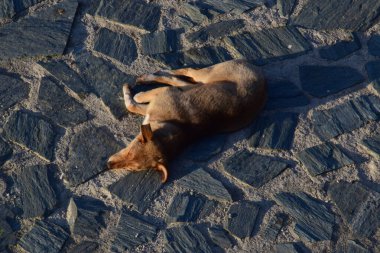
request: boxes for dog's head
[107,124,168,182]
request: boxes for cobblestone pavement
[0,0,380,252]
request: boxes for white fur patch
[143,114,150,124]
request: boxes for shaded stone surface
[319,35,361,61]
[222,150,289,188]
[249,113,299,150]
[64,126,122,186]
[226,201,260,239]
[15,165,57,218]
[265,81,309,110]
[176,168,232,202]
[13,0,44,13]
[275,242,310,253]
[184,134,226,162]
[338,240,370,253]
[208,226,235,249]
[19,220,69,253]
[300,65,365,97]
[0,0,78,60]
[366,60,380,92]
[0,70,30,111]
[109,169,162,213]
[264,212,288,240]
[0,205,16,251]
[297,142,355,176]
[275,192,335,242]
[194,0,265,16]
[141,29,181,55]
[186,19,245,43]
[360,134,380,158]
[75,53,134,118]
[166,192,216,223]
[94,28,137,65]
[291,0,380,31]
[93,0,160,31]
[4,110,61,161]
[368,35,380,57]
[37,77,90,127]
[0,1,15,19]
[0,137,12,166]
[277,0,296,16]
[176,3,208,29]
[312,95,380,141]
[112,209,158,251]
[223,26,311,65]
[67,241,99,253]
[328,181,380,238]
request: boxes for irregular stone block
[141,29,181,55]
[15,165,57,218]
[38,77,90,127]
[109,169,162,213]
[0,0,78,60]
[328,181,380,238]
[343,240,370,253]
[176,168,232,202]
[274,192,335,242]
[195,0,265,16]
[223,26,311,65]
[300,65,365,97]
[0,137,12,166]
[0,69,30,111]
[66,241,99,253]
[208,226,235,249]
[297,142,355,176]
[312,95,380,141]
[176,3,208,29]
[4,110,61,161]
[264,213,288,240]
[75,53,134,118]
[266,81,309,110]
[166,192,216,223]
[249,113,299,150]
[18,220,69,253]
[368,34,380,57]
[319,35,361,61]
[222,150,289,188]
[226,201,260,239]
[184,134,226,162]
[13,0,44,13]
[0,1,15,19]
[64,126,122,186]
[186,19,245,43]
[0,205,16,251]
[277,0,296,16]
[291,0,380,31]
[275,242,310,253]
[94,28,137,65]
[94,0,160,32]
[111,209,158,251]
[360,134,380,158]
[366,60,380,92]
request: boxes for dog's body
[107,60,267,182]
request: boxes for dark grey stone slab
[277,0,296,16]
[226,201,260,239]
[15,165,57,218]
[64,126,122,186]
[94,0,160,32]
[264,213,288,240]
[184,134,226,162]
[94,28,137,65]
[176,3,208,29]
[249,113,299,150]
[328,181,380,238]
[75,53,134,118]
[274,192,335,242]
[300,65,365,97]
[366,60,380,92]
[186,19,245,43]
[312,95,380,141]
[0,0,78,60]
[195,0,265,16]
[67,241,99,253]
[266,81,309,110]
[223,26,311,65]
[360,134,380,158]
[368,35,380,57]
[38,77,90,127]
[222,150,289,188]
[152,46,233,68]
[109,169,162,213]
[0,137,12,166]
[111,209,158,251]
[0,70,30,111]
[176,168,232,202]
[0,205,16,251]
[291,0,380,31]
[208,226,235,249]
[319,35,361,61]
[4,110,61,161]
[296,142,355,176]
[275,242,310,253]
[166,192,216,223]
[38,60,90,95]
[344,241,370,253]
[19,220,69,253]
[0,1,14,19]
[141,30,181,55]
[13,0,44,13]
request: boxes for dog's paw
[123,84,131,95]
[133,92,145,103]
[136,74,157,83]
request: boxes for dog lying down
[107,59,267,183]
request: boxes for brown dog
[107,59,267,182]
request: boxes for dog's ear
[141,124,153,142]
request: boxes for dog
[107,59,267,182]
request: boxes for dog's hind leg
[133,87,167,103]
[123,84,147,115]
[137,74,194,87]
